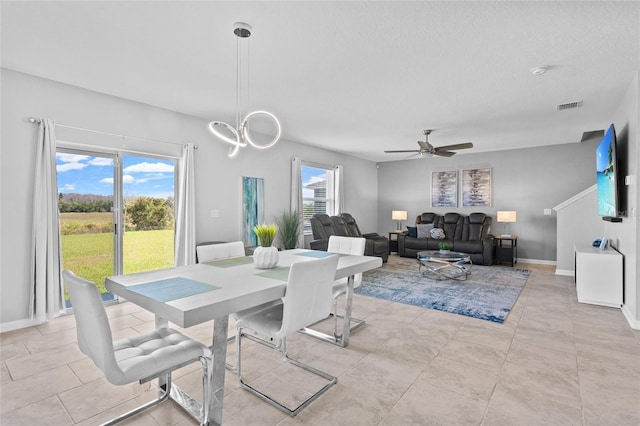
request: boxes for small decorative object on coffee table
[417,250,472,280]
[252,223,279,269]
[437,242,453,254]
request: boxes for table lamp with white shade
[497,211,517,237]
[392,210,408,231]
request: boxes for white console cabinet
[574,244,623,308]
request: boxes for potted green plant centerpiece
[438,242,453,254]
[277,210,301,250]
[253,223,279,269]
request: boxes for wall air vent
[557,101,583,111]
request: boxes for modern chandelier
[208,22,282,158]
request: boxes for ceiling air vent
[557,100,583,111]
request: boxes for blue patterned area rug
[356,256,530,323]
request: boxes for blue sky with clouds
[56,153,175,198]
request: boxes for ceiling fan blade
[404,152,421,159]
[433,150,456,157]
[435,142,474,151]
[384,149,421,153]
[418,141,431,150]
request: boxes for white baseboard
[517,258,557,266]
[621,305,640,330]
[0,316,46,333]
[555,269,575,277]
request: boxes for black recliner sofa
[398,212,494,265]
[310,213,389,262]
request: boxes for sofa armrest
[309,239,329,251]
[481,235,495,265]
[398,233,407,256]
[362,232,380,238]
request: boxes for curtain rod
[28,117,198,149]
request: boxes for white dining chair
[196,241,245,263]
[234,255,339,416]
[63,270,212,426]
[327,235,366,337]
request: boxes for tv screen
[596,124,618,217]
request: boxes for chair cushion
[112,328,210,385]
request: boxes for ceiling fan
[384,130,473,158]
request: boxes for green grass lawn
[62,229,174,295]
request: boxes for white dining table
[105,249,382,426]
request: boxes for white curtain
[334,164,344,214]
[291,157,304,248]
[174,143,196,266]
[30,118,65,320]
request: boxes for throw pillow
[430,228,446,239]
[417,224,434,238]
[406,226,417,238]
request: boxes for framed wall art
[242,176,265,246]
[431,170,458,208]
[462,168,492,207]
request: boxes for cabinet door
[575,250,622,307]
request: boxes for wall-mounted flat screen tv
[596,124,619,217]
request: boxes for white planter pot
[253,246,279,269]
[439,249,450,255]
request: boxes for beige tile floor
[2,257,640,425]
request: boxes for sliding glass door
[121,154,175,275]
[57,149,175,306]
[57,149,117,305]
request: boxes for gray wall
[0,69,378,329]
[377,140,599,262]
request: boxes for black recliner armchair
[309,214,336,251]
[310,213,389,262]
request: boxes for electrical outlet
[544,209,552,215]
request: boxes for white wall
[377,141,599,262]
[0,68,378,329]
[554,186,603,275]
[607,72,639,329]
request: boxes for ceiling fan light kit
[208,22,282,158]
[384,129,473,159]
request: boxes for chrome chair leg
[236,327,337,416]
[101,374,172,426]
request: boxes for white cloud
[100,177,114,184]
[89,157,113,166]
[57,153,89,163]
[124,162,173,173]
[122,175,135,184]
[57,162,87,172]
[59,183,75,191]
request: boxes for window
[301,163,338,234]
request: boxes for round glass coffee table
[416,250,472,280]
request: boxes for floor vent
[557,101,583,111]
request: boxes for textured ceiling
[2,1,639,162]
